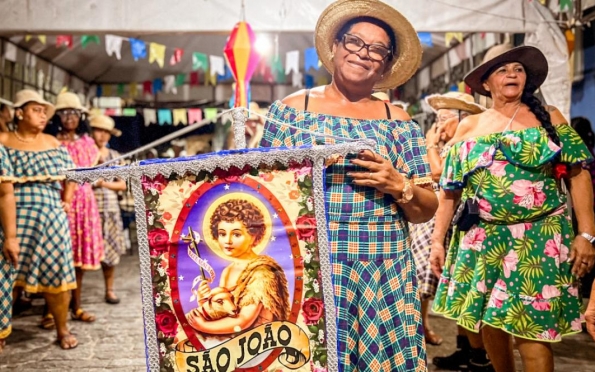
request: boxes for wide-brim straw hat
[89,114,121,137]
[315,0,422,90]
[464,44,548,97]
[425,92,485,114]
[55,91,88,113]
[13,89,55,118]
[371,92,390,102]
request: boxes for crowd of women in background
[0,90,129,351]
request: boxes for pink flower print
[571,317,583,331]
[462,227,487,251]
[542,285,561,300]
[537,329,560,341]
[502,134,521,145]
[567,285,579,298]
[476,145,496,168]
[489,160,508,177]
[531,294,551,311]
[502,250,519,278]
[460,140,477,162]
[510,180,546,209]
[544,234,569,266]
[478,199,493,220]
[507,223,532,240]
[448,281,456,297]
[476,280,487,294]
[487,280,509,309]
[547,139,561,152]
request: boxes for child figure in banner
[187,198,290,335]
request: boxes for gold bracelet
[427,144,440,150]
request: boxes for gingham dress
[0,145,77,339]
[261,101,430,372]
[93,149,126,266]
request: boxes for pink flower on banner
[568,285,579,298]
[537,329,560,341]
[542,285,561,300]
[544,234,569,266]
[460,140,477,162]
[462,227,487,251]
[488,160,508,177]
[142,174,167,194]
[487,279,509,309]
[531,294,551,311]
[510,180,546,209]
[476,280,487,294]
[571,317,583,331]
[507,222,532,239]
[478,199,493,220]
[502,250,519,278]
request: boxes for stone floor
[1,253,594,371]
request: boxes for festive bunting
[457,81,466,92]
[116,84,125,96]
[445,32,463,46]
[204,108,218,122]
[153,78,163,94]
[560,0,572,11]
[304,74,315,89]
[56,35,73,49]
[103,85,112,96]
[304,48,319,71]
[157,109,172,125]
[172,109,188,126]
[192,52,209,71]
[189,72,200,86]
[81,35,100,49]
[270,55,285,83]
[418,32,433,47]
[96,85,103,98]
[129,83,138,98]
[285,50,300,74]
[143,109,157,126]
[149,42,166,68]
[4,43,17,62]
[170,48,184,66]
[164,75,176,94]
[217,65,233,81]
[187,108,203,124]
[175,74,186,87]
[130,38,147,61]
[292,71,303,88]
[205,69,217,86]
[123,108,137,117]
[223,21,260,108]
[104,108,121,116]
[105,35,124,60]
[209,55,225,77]
[143,81,152,95]
[26,35,46,44]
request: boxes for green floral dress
[433,124,592,342]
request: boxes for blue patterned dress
[261,100,431,372]
[0,145,77,339]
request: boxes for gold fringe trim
[14,280,77,294]
[4,175,66,184]
[0,325,11,339]
[413,176,433,186]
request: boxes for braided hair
[520,89,560,150]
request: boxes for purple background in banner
[175,182,296,314]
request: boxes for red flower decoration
[301,297,324,325]
[148,228,170,256]
[155,310,178,337]
[212,165,251,183]
[295,215,317,243]
[553,163,569,179]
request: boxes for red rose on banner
[148,228,170,256]
[302,297,324,325]
[155,310,178,337]
[296,215,317,243]
[213,165,251,183]
[553,163,569,179]
[142,174,168,193]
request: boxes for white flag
[105,35,124,60]
[285,50,300,74]
[209,55,225,77]
[292,71,303,88]
[143,109,157,126]
[163,75,177,95]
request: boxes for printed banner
[141,158,330,371]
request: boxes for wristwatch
[579,232,595,244]
[397,176,414,204]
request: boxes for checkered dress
[0,146,77,339]
[261,101,430,371]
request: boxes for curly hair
[210,199,266,246]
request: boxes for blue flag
[304,48,319,71]
[157,109,172,126]
[130,38,147,61]
[417,32,433,47]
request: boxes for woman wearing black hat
[430,44,595,371]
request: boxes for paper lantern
[223,22,260,108]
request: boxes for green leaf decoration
[518,256,544,279]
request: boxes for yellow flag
[149,43,166,68]
[445,32,464,46]
[103,85,112,96]
[38,35,46,44]
[458,81,466,92]
[172,109,188,126]
[206,69,217,86]
[25,35,32,42]
[129,83,138,98]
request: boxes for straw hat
[464,44,548,97]
[371,92,390,102]
[315,0,422,90]
[89,114,121,137]
[55,91,88,113]
[13,89,55,118]
[425,92,485,114]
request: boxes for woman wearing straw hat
[90,115,127,305]
[260,0,438,370]
[0,89,78,349]
[47,91,104,324]
[0,99,13,133]
[411,92,493,371]
[430,45,595,372]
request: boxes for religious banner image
[142,160,330,372]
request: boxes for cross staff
[182,226,206,280]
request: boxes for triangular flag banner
[192,52,209,71]
[25,35,33,42]
[190,72,200,86]
[170,48,184,66]
[304,48,319,72]
[418,32,433,47]
[445,32,464,46]
[285,50,300,74]
[105,35,123,60]
[204,108,218,122]
[304,74,315,89]
[129,83,138,98]
[143,81,152,95]
[38,35,46,44]
[315,75,329,86]
[157,109,172,126]
[56,35,73,49]
[104,108,121,116]
[130,38,147,61]
[270,55,285,83]
[96,85,103,98]
[175,74,186,87]
[4,43,17,62]
[209,55,225,77]
[205,69,217,86]
[103,85,112,96]
[81,35,100,49]
[457,81,466,92]
[117,83,125,96]
[187,108,202,124]
[153,78,163,94]
[143,109,157,126]
[172,109,188,126]
[149,42,166,68]
[163,75,176,94]
[292,71,303,88]
[217,65,233,81]
[560,0,572,11]
[123,108,137,117]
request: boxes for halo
[201,192,272,261]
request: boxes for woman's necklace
[13,130,40,143]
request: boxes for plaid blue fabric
[0,147,77,337]
[261,101,430,371]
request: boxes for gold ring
[369,172,373,178]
